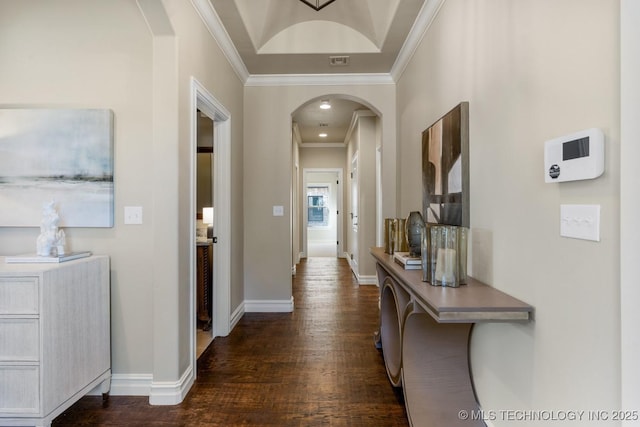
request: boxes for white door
[306,172,338,257]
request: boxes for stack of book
[393,252,421,270]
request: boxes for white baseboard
[87,373,153,397]
[300,251,347,259]
[149,365,194,405]
[357,275,378,285]
[93,303,247,402]
[244,297,294,312]
[343,252,378,285]
[230,301,244,330]
[89,370,192,403]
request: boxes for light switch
[560,204,600,241]
[124,206,143,225]
[273,205,284,217]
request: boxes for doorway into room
[195,111,215,357]
[190,78,232,372]
[303,169,343,258]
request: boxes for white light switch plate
[124,206,143,225]
[560,204,600,241]
[273,205,284,216]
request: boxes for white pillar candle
[434,248,457,284]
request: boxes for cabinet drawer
[0,365,39,414]
[0,319,39,361]
[0,278,39,315]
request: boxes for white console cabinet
[0,256,111,427]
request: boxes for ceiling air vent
[329,56,349,66]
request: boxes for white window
[307,186,329,227]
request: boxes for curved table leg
[402,309,484,427]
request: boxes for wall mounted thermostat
[544,128,604,183]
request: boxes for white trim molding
[230,301,245,330]
[390,0,445,81]
[356,275,378,285]
[190,0,443,86]
[244,298,295,313]
[345,252,377,285]
[621,0,640,415]
[89,374,153,397]
[149,367,195,405]
[299,142,347,148]
[190,0,249,83]
[245,73,395,87]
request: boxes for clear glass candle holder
[428,225,468,287]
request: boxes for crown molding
[344,110,377,144]
[245,73,395,87]
[191,0,250,84]
[299,142,347,148]
[390,0,445,82]
[192,0,442,86]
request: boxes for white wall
[397,0,620,422]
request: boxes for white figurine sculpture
[36,201,66,256]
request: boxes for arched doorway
[291,95,381,284]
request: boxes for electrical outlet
[124,206,143,225]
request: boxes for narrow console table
[0,255,111,427]
[371,247,533,427]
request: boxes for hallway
[52,257,408,426]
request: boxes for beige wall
[166,0,244,377]
[244,85,395,302]
[0,0,244,391]
[398,0,620,417]
[299,147,347,171]
[0,0,155,377]
[2,0,630,412]
[350,115,378,279]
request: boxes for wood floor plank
[52,257,408,426]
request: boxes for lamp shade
[203,207,214,225]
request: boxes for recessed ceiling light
[319,100,331,110]
[319,132,328,138]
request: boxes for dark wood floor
[53,257,408,426]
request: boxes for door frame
[302,168,343,258]
[189,77,232,373]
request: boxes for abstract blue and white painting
[0,109,114,227]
